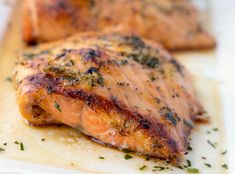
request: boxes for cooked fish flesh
[15,33,204,163]
[22,0,215,50]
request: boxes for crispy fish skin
[22,0,215,50]
[15,33,204,163]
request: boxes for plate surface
[0,0,234,174]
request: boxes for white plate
[0,0,234,174]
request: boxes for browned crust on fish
[22,0,216,50]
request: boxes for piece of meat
[22,0,215,50]
[15,32,204,163]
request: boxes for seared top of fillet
[22,0,215,50]
[15,33,204,163]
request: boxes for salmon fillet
[22,0,215,50]
[15,33,204,163]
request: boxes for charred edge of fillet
[169,59,184,76]
[22,73,181,156]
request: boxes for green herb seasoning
[222,164,228,170]
[20,142,24,151]
[124,154,133,160]
[0,147,5,152]
[212,128,219,131]
[99,156,105,159]
[221,150,227,155]
[153,166,165,171]
[44,65,105,88]
[177,166,184,169]
[23,50,52,60]
[150,75,157,81]
[139,165,147,171]
[186,160,192,167]
[204,163,211,168]
[123,35,146,49]
[159,107,178,126]
[155,97,161,104]
[5,77,12,82]
[207,140,216,148]
[145,155,150,161]
[46,86,53,94]
[14,141,19,144]
[41,138,46,142]
[187,145,193,151]
[116,59,129,65]
[187,168,199,173]
[126,53,160,69]
[22,53,36,60]
[54,101,62,112]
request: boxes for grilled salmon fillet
[15,33,204,163]
[22,0,215,50]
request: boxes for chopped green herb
[124,154,133,160]
[221,150,227,155]
[160,107,178,126]
[22,53,36,59]
[187,145,193,151]
[97,74,104,87]
[14,141,19,144]
[187,168,199,173]
[177,166,184,169]
[23,50,52,60]
[20,142,24,151]
[155,97,161,104]
[212,128,219,131]
[3,143,7,146]
[5,77,12,82]
[0,147,5,152]
[204,163,211,168]
[222,164,228,170]
[41,50,52,55]
[186,159,192,167]
[170,59,183,75]
[207,140,216,148]
[41,138,46,142]
[145,155,150,161]
[150,76,157,81]
[44,65,105,88]
[99,156,105,159]
[139,165,147,171]
[116,59,129,65]
[123,35,146,49]
[207,131,211,134]
[54,101,62,112]
[46,86,53,94]
[154,166,165,171]
[127,53,160,69]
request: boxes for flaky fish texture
[15,33,204,163]
[22,0,215,50]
